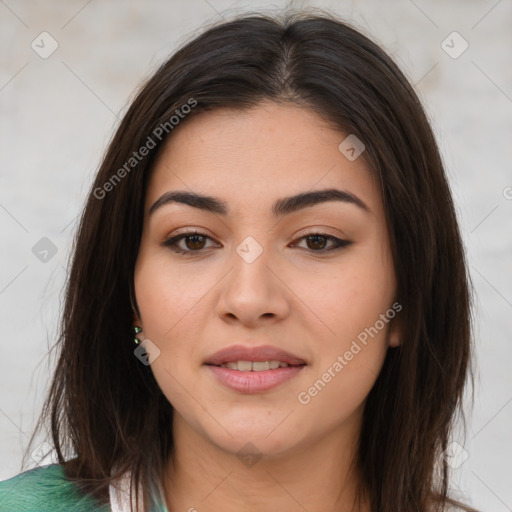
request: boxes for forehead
[145,101,381,217]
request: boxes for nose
[215,239,290,327]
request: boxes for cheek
[294,243,394,390]
[295,269,392,419]
[294,248,394,344]
[134,253,204,409]
[134,250,211,340]
[134,250,219,398]
[295,350,385,435]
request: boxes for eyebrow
[149,188,371,217]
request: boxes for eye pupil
[186,234,206,250]
[306,235,327,250]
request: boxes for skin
[133,100,401,512]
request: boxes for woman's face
[134,100,400,459]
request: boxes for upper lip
[204,344,307,366]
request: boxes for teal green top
[0,463,168,511]
[0,464,110,511]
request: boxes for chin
[202,419,305,460]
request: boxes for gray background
[1,1,511,510]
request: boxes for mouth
[207,360,305,371]
[204,344,307,367]
[204,344,307,393]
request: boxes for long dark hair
[24,9,477,512]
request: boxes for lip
[207,365,305,393]
[204,344,307,394]
[204,344,306,366]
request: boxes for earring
[133,326,142,345]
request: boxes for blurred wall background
[1,1,511,510]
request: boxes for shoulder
[0,463,111,512]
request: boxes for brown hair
[25,9,477,512]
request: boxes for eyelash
[162,230,351,256]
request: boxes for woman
[0,10,477,512]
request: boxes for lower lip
[206,365,305,393]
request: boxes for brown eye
[305,234,328,250]
[183,234,207,250]
[163,231,216,255]
[294,233,352,252]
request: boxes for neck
[162,413,369,512]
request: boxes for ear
[133,310,142,329]
[129,284,140,317]
[130,290,142,328]
[387,313,402,348]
